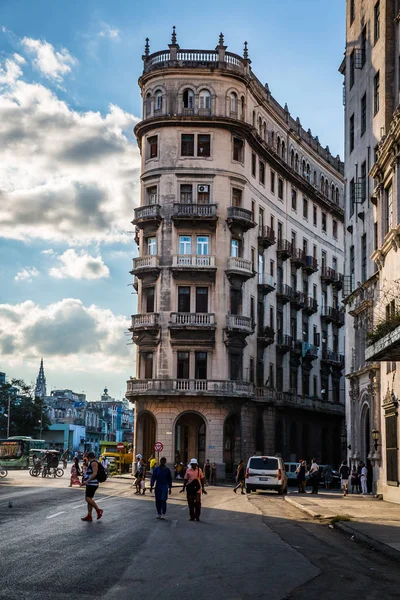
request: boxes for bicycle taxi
[29,449,64,478]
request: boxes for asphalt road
[0,470,399,600]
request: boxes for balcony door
[178,287,190,313]
[195,287,208,313]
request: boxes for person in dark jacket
[233,460,246,494]
[339,460,351,496]
[150,457,172,519]
[296,460,307,493]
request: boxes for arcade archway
[136,411,156,462]
[224,414,241,474]
[175,412,206,467]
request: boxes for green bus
[0,436,46,469]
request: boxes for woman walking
[296,460,307,493]
[233,460,246,494]
[180,458,207,521]
[69,457,81,487]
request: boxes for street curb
[284,495,329,519]
[333,521,400,563]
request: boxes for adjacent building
[127,30,346,477]
[342,0,400,502]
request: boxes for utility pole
[7,394,10,438]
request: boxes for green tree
[0,379,51,438]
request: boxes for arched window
[154,90,163,112]
[281,140,285,160]
[277,136,281,156]
[306,163,310,182]
[290,149,294,168]
[199,89,211,111]
[258,116,262,135]
[240,96,245,119]
[230,91,238,115]
[320,176,324,192]
[263,121,267,140]
[325,180,329,198]
[183,88,195,110]
[302,159,306,177]
[145,92,152,117]
[252,110,256,127]
[331,184,335,201]
[295,153,299,172]
[270,131,275,146]
[335,187,340,204]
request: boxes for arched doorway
[175,412,206,467]
[361,403,370,462]
[224,414,241,474]
[136,412,156,462]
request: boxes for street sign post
[117,443,124,474]
[117,443,124,452]
[154,441,163,464]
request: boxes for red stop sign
[117,443,124,452]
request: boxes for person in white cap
[180,458,207,521]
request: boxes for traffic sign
[117,443,124,452]
[154,441,163,452]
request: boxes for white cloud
[98,26,120,41]
[49,249,110,280]
[0,56,24,86]
[0,299,133,374]
[0,47,140,244]
[41,249,54,255]
[22,37,76,82]
[14,267,40,282]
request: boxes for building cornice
[371,225,400,269]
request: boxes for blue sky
[0,0,346,400]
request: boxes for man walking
[233,459,245,494]
[180,458,207,521]
[81,451,103,522]
[360,462,368,494]
[339,460,351,496]
[150,457,172,519]
[309,458,320,494]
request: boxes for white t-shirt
[101,458,110,468]
[361,466,367,477]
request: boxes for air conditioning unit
[197,185,209,193]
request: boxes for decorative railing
[304,296,318,312]
[134,205,160,221]
[172,203,217,218]
[226,257,253,273]
[144,49,245,73]
[276,283,294,298]
[226,314,253,332]
[172,254,215,268]
[321,266,336,281]
[258,273,275,288]
[132,255,159,270]
[277,239,293,255]
[126,378,254,396]
[131,313,160,328]
[170,313,215,326]
[304,256,318,271]
[258,225,276,244]
[321,350,345,366]
[227,206,255,222]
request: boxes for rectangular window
[177,352,190,379]
[231,238,240,257]
[259,207,264,227]
[303,238,308,255]
[251,153,256,177]
[148,135,158,159]
[179,235,192,255]
[145,287,155,313]
[374,221,378,250]
[278,177,283,200]
[147,237,156,255]
[195,287,208,313]
[277,221,283,241]
[361,233,367,282]
[350,245,355,289]
[350,50,355,89]
[303,198,308,220]
[333,219,338,239]
[259,161,265,185]
[196,235,209,255]
[360,160,367,202]
[197,185,210,204]
[374,1,380,44]
[350,114,354,152]
[229,353,242,381]
[269,364,274,388]
[384,184,393,236]
[249,358,254,384]
[313,245,317,259]
[361,26,367,67]
[230,288,242,315]
[143,352,153,379]
[271,171,275,194]
[270,259,274,277]
[350,178,355,216]
[232,188,242,207]
[146,186,157,205]
[178,286,191,312]
[361,93,366,135]
[313,205,317,226]
[180,184,193,204]
[250,296,255,324]
[181,134,194,156]
[322,212,327,233]
[195,352,207,380]
[197,134,211,157]
[291,188,297,211]
[350,0,355,24]
[251,247,255,271]
[321,251,327,269]
[233,137,244,162]
[374,72,380,115]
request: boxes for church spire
[35,358,47,400]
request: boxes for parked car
[245,456,288,494]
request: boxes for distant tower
[35,358,47,400]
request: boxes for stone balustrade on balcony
[126,378,254,397]
[131,313,160,330]
[133,204,161,227]
[172,254,215,268]
[170,312,216,327]
[226,314,254,333]
[172,203,217,220]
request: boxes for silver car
[245,456,288,494]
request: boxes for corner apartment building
[342,0,400,501]
[127,30,345,478]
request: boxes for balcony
[303,296,318,315]
[366,315,400,361]
[276,333,292,353]
[321,266,336,285]
[257,325,275,347]
[170,312,216,345]
[226,314,254,334]
[290,339,303,357]
[171,255,216,281]
[277,239,292,260]
[321,306,344,327]
[276,283,293,304]
[254,390,344,415]
[303,255,318,274]
[258,273,276,295]
[130,313,160,333]
[321,350,345,368]
[290,291,307,310]
[226,257,254,286]
[290,248,306,269]
[303,343,319,360]
[171,203,218,228]
[258,225,276,249]
[131,256,160,282]
[226,206,256,234]
[132,205,161,229]
[332,272,344,290]
[126,378,254,399]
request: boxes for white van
[245,456,288,494]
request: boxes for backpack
[96,460,108,483]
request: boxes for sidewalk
[285,490,400,561]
